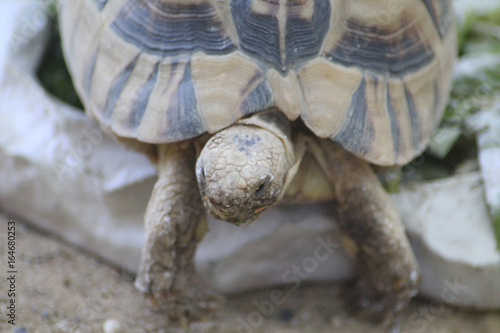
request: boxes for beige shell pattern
[59,0,456,166]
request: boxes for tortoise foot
[349,269,419,327]
[135,263,223,322]
[152,288,223,323]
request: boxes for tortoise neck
[237,109,292,149]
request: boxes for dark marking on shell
[167,61,180,86]
[326,19,435,77]
[92,0,109,11]
[84,46,98,97]
[231,1,280,69]
[231,0,331,74]
[373,75,379,91]
[332,77,374,155]
[240,70,264,97]
[129,62,160,132]
[111,0,236,57]
[163,61,205,139]
[404,84,421,150]
[421,0,453,39]
[239,79,274,116]
[386,83,402,157]
[102,56,139,120]
[285,0,331,69]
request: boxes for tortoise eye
[199,166,206,184]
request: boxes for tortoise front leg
[135,142,210,318]
[312,139,419,324]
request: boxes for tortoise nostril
[255,181,267,196]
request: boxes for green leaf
[494,209,500,251]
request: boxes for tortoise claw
[347,271,418,328]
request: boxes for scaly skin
[307,137,420,325]
[196,110,297,225]
[196,113,419,325]
[135,142,217,319]
[135,110,419,326]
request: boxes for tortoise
[59,0,456,323]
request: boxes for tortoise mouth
[202,196,266,227]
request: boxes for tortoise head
[196,113,296,226]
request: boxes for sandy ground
[1,212,500,333]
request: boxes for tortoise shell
[59,0,456,166]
